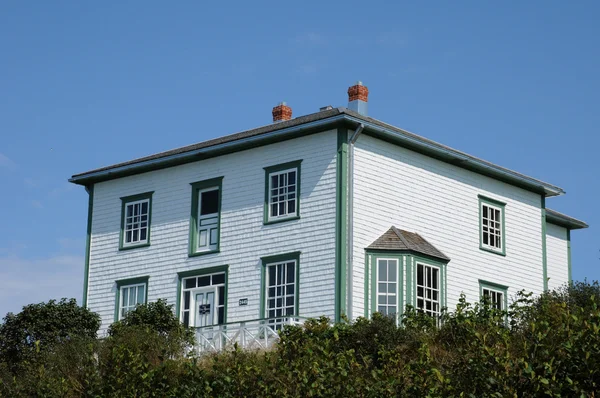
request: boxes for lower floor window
[480,280,508,311]
[115,277,149,321]
[377,258,398,316]
[261,252,300,330]
[416,263,440,317]
[181,272,226,328]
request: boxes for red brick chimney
[348,81,369,115]
[272,102,292,122]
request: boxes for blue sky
[0,2,598,317]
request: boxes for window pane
[378,295,386,305]
[198,276,210,287]
[200,189,219,215]
[183,311,189,327]
[122,288,129,307]
[218,287,225,305]
[185,278,196,289]
[129,288,136,307]
[184,291,190,310]
[137,285,145,304]
[218,307,225,324]
[417,264,423,285]
[388,261,397,281]
[286,263,295,283]
[271,175,278,188]
[140,228,147,241]
[287,200,296,214]
[378,283,386,294]
[378,306,386,314]
[141,202,148,214]
[212,273,225,285]
[378,260,387,281]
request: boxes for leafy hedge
[1,282,600,397]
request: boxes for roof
[68,107,565,197]
[367,227,450,262]
[546,209,589,230]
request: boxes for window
[264,160,302,224]
[261,252,300,329]
[114,276,148,321]
[189,177,223,256]
[479,280,508,311]
[120,192,153,250]
[416,263,441,318]
[377,259,398,316]
[479,195,506,255]
[178,266,228,328]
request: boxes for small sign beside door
[239,298,248,306]
[198,304,211,315]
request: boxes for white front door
[193,287,217,328]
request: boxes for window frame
[478,195,506,256]
[189,177,224,257]
[114,276,149,321]
[406,255,448,320]
[119,192,154,251]
[260,252,301,319]
[263,160,302,225]
[479,279,508,311]
[176,265,229,327]
[366,253,404,323]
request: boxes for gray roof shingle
[367,227,450,261]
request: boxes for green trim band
[478,279,509,311]
[188,177,224,257]
[83,185,94,308]
[335,127,348,323]
[175,265,229,324]
[567,229,572,284]
[478,194,506,256]
[541,196,548,291]
[114,276,149,321]
[119,191,154,251]
[263,160,303,225]
[260,251,301,319]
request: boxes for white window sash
[123,199,150,247]
[416,262,441,317]
[376,258,398,318]
[481,202,503,251]
[197,186,219,252]
[119,283,146,320]
[265,260,296,327]
[482,287,505,310]
[268,168,298,220]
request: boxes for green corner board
[335,127,348,323]
[541,196,548,291]
[83,185,94,308]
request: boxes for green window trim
[365,251,448,320]
[260,251,301,319]
[478,194,506,256]
[119,191,154,251]
[478,279,509,311]
[188,177,224,257]
[263,160,303,225]
[175,265,229,324]
[114,276,149,321]
[567,229,572,284]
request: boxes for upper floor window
[189,177,223,257]
[115,276,148,321]
[479,195,506,255]
[264,160,302,225]
[120,192,153,250]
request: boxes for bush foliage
[1,281,600,397]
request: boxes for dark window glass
[218,307,225,324]
[183,312,189,327]
[212,273,225,285]
[185,278,196,289]
[200,189,219,215]
[184,291,190,310]
[198,276,210,287]
[218,286,225,305]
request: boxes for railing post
[240,321,246,349]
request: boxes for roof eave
[546,209,589,230]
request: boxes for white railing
[192,316,306,354]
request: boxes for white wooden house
[69,82,587,351]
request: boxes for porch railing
[192,316,307,354]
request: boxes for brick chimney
[348,81,369,116]
[272,102,292,122]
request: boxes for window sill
[479,246,506,257]
[119,243,151,251]
[189,249,220,258]
[264,215,300,226]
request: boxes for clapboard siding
[352,134,544,318]
[88,130,338,334]
[546,223,569,291]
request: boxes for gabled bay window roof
[367,227,450,262]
